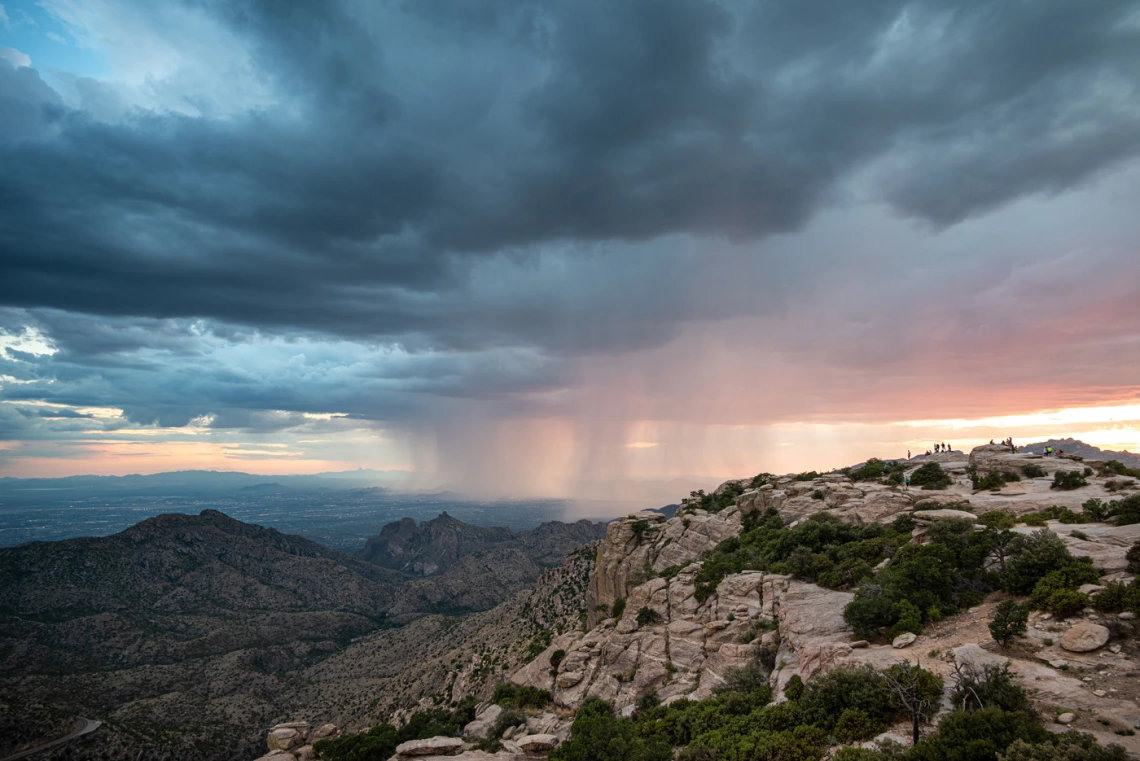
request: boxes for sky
[2,0,1140,502]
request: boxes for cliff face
[517,505,857,713]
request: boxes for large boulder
[892,632,917,649]
[310,723,338,742]
[267,722,310,751]
[395,736,465,757]
[1060,622,1110,653]
[516,734,559,753]
[463,704,504,739]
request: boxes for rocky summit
[259,443,1140,761]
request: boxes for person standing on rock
[907,450,911,460]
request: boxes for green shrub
[1004,530,1093,595]
[799,665,893,731]
[1091,579,1140,614]
[689,482,747,513]
[913,706,1050,761]
[979,511,1017,530]
[550,649,566,672]
[483,707,526,745]
[713,657,771,697]
[749,472,774,489]
[1104,460,1136,476]
[693,508,911,602]
[636,606,662,627]
[1106,479,1135,493]
[1112,495,1140,526]
[833,708,883,743]
[844,522,995,640]
[911,462,952,490]
[1082,499,1111,522]
[316,698,481,760]
[795,471,821,481]
[1051,470,1088,490]
[611,597,626,619]
[631,519,652,539]
[1034,586,1088,618]
[949,663,1031,713]
[492,683,552,709]
[849,458,889,482]
[889,599,923,639]
[314,723,400,760]
[1001,732,1129,760]
[551,697,671,761]
[1127,540,1140,573]
[969,467,1020,491]
[1027,563,1099,616]
[637,691,661,711]
[989,600,1029,646]
[784,674,805,701]
[1021,464,1047,479]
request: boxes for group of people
[990,437,1017,453]
[906,442,953,458]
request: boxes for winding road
[0,718,101,761]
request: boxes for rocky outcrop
[585,508,741,627]
[512,443,1140,726]
[462,704,503,739]
[969,443,1086,474]
[515,553,862,712]
[262,722,340,760]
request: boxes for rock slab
[396,736,465,757]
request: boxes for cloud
[2,0,1140,489]
[0,47,30,68]
[0,6,9,28]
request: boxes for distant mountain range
[0,468,410,494]
[1018,438,1140,467]
[0,508,608,759]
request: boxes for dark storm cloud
[2,0,1138,357]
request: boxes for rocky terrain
[13,442,1140,760]
[0,510,605,760]
[500,444,1140,755]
